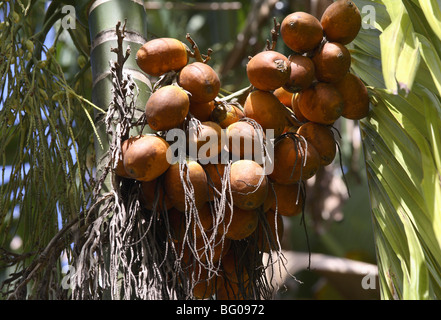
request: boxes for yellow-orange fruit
[136,38,188,77]
[257,209,284,253]
[281,12,324,53]
[283,55,315,92]
[321,0,361,45]
[271,182,303,217]
[145,85,189,131]
[269,135,321,184]
[246,50,291,91]
[274,87,294,108]
[210,104,244,129]
[223,206,258,240]
[297,82,343,125]
[189,100,215,122]
[123,135,170,181]
[333,72,369,120]
[230,160,268,210]
[312,42,351,83]
[188,121,223,162]
[141,178,173,211]
[297,122,336,166]
[291,93,309,124]
[115,136,138,178]
[226,120,265,161]
[243,90,287,138]
[164,160,210,212]
[178,62,221,103]
[203,162,225,200]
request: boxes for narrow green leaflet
[352,0,441,299]
[379,1,421,94]
[418,0,441,41]
[379,5,405,93]
[350,49,384,87]
[419,88,441,175]
[352,28,382,60]
[399,208,430,299]
[395,33,420,94]
[416,33,441,98]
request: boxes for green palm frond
[352,0,441,299]
[0,0,96,299]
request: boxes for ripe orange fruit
[136,37,188,77]
[312,42,351,83]
[178,62,221,103]
[230,160,268,210]
[283,55,315,92]
[188,121,223,162]
[333,72,369,120]
[297,121,336,166]
[274,86,294,108]
[281,12,324,53]
[246,50,291,91]
[141,178,173,211]
[145,85,189,131]
[320,0,361,45]
[223,205,258,240]
[291,92,309,124]
[210,104,244,129]
[123,135,170,181]
[269,135,321,184]
[226,120,265,161]
[271,182,304,217]
[189,100,215,122]
[115,136,138,178]
[243,90,287,138]
[164,160,210,212]
[297,82,343,125]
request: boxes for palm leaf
[352,0,441,299]
[0,0,97,298]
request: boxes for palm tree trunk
[71,0,152,299]
[85,0,151,192]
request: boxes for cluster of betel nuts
[115,0,368,299]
